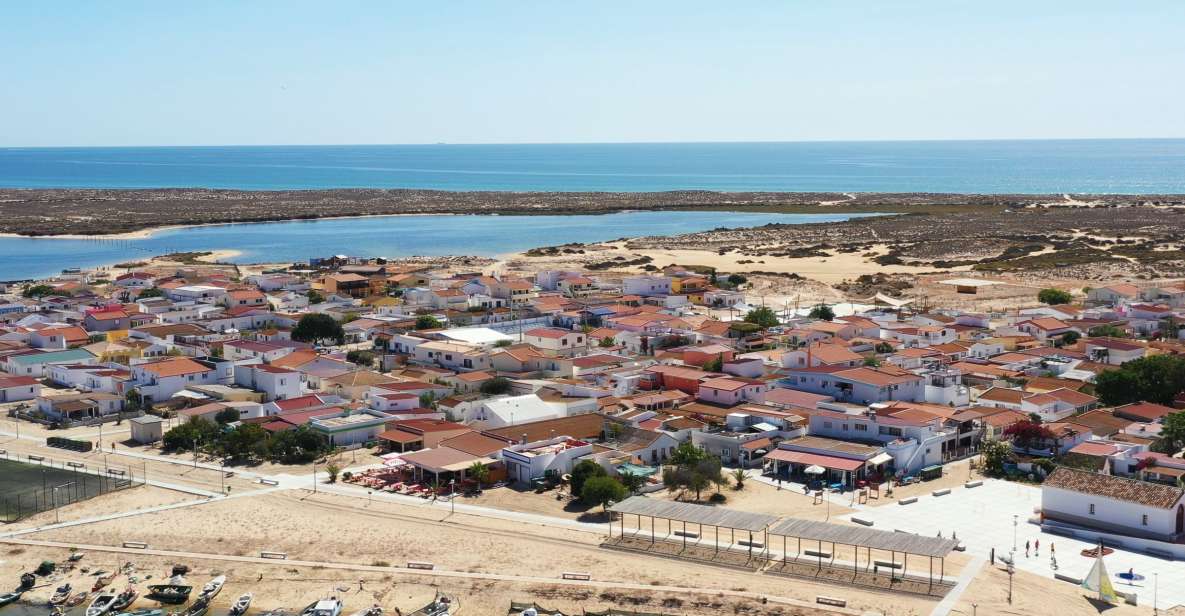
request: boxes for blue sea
[2,139,1185,193]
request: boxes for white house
[1041,466,1185,543]
[234,364,302,401]
[522,327,586,357]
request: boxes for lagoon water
[3,139,1185,193]
[0,211,878,281]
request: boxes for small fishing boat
[348,606,381,616]
[86,591,119,616]
[93,574,116,593]
[0,591,23,608]
[300,597,343,616]
[51,584,73,606]
[52,606,65,616]
[145,580,192,605]
[197,575,225,601]
[66,592,89,607]
[229,592,254,616]
[110,587,139,612]
[410,594,455,616]
[70,552,87,562]
[20,572,36,589]
[114,609,163,616]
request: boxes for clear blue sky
[3,1,1183,146]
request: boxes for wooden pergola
[768,518,960,591]
[608,496,778,559]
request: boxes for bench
[851,517,874,527]
[122,542,148,549]
[965,480,983,488]
[816,596,847,607]
[898,496,918,505]
[931,488,951,497]
[27,454,44,462]
[873,560,902,569]
[738,540,764,548]
[106,468,126,476]
[258,478,280,486]
[1054,573,1082,585]
[1042,526,1077,538]
[407,561,435,570]
[67,461,86,469]
[673,530,700,539]
[804,549,831,559]
[561,572,591,581]
[260,551,288,560]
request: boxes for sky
[2,1,1184,147]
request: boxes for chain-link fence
[0,455,140,523]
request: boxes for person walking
[1025,540,1030,558]
[1034,539,1040,556]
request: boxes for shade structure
[608,496,777,533]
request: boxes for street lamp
[312,462,317,493]
[449,479,456,515]
[1154,573,1159,615]
[1012,514,1018,552]
[1007,558,1015,604]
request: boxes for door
[1177,504,1183,535]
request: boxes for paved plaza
[845,478,1185,610]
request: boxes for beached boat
[348,606,381,616]
[69,552,86,562]
[93,574,116,592]
[113,609,162,616]
[172,597,210,616]
[229,592,254,616]
[0,591,23,608]
[146,582,192,605]
[300,598,343,616]
[410,594,455,616]
[50,584,73,605]
[66,591,89,607]
[197,575,225,601]
[110,587,139,612]
[86,591,120,616]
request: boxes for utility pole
[312,462,318,493]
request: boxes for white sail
[1081,549,1118,604]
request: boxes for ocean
[2,139,1184,193]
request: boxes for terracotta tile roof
[140,357,211,377]
[1044,466,1184,509]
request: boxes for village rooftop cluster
[5,256,1185,612]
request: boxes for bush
[581,476,627,512]
[1037,288,1073,305]
[415,315,443,330]
[479,376,513,395]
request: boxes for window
[1142,514,1148,526]
[823,421,832,429]
[842,424,849,431]
[721,448,730,458]
[854,424,868,432]
[1089,503,1095,515]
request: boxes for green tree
[863,356,881,367]
[874,342,895,354]
[581,476,627,513]
[325,459,341,483]
[1060,330,1081,346]
[1094,354,1185,406]
[702,353,724,372]
[808,304,835,321]
[346,350,376,367]
[219,423,270,461]
[214,407,241,425]
[670,442,711,466]
[468,461,491,488]
[743,306,779,329]
[23,284,63,298]
[1037,288,1073,305]
[570,459,607,495]
[479,376,513,396]
[727,274,748,286]
[599,336,616,348]
[136,287,165,299]
[306,289,325,304]
[730,468,748,490]
[415,315,443,330]
[268,426,329,464]
[418,391,437,409]
[618,471,645,495]
[291,313,345,345]
[663,445,723,502]
[1155,413,1185,454]
[494,339,513,348]
[162,417,220,453]
[979,439,1011,475]
[1088,324,1127,338]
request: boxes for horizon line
[5,136,1185,150]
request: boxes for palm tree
[731,468,748,490]
[467,461,490,489]
[619,471,645,495]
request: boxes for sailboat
[1080,541,1119,604]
